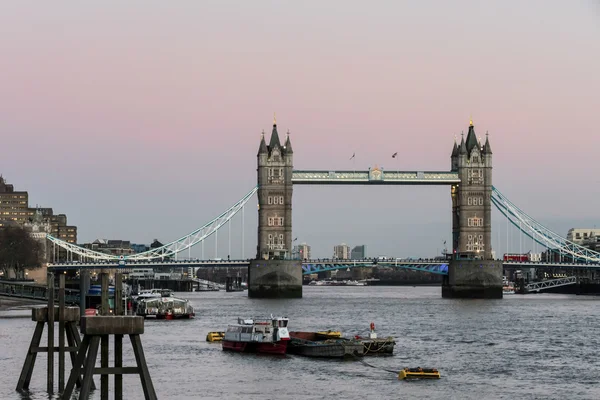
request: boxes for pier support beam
[248,259,302,298]
[442,259,503,299]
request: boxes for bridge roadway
[46,258,600,276]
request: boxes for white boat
[222,316,290,354]
[345,280,366,286]
[135,295,195,319]
[503,276,516,295]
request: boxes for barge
[289,331,364,358]
[289,323,395,358]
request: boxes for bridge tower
[256,118,293,259]
[445,121,502,298]
[248,117,302,298]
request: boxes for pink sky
[1,1,598,257]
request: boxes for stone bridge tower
[256,117,293,260]
[451,120,493,260]
[249,117,302,298]
[445,121,501,298]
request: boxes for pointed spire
[269,119,281,149]
[459,132,467,155]
[465,122,478,153]
[273,112,277,126]
[451,135,458,157]
[257,130,267,155]
[284,129,293,154]
[483,131,493,154]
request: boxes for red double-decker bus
[503,253,529,262]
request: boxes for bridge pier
[442,259,503,299]
[248,260,302,298]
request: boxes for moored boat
[503,276,516,295]
[135,296,195,319]
[288,331,364,358]
[222,316,290,354]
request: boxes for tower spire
[284,129,293,153]
[273,112,277,126]
[483,131,493,154]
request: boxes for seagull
[392,152,398,158]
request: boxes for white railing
[46,186,258,261]
[492,186,600,264]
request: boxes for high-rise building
[0,176,32,225]
[292,243,311,260]
[351,245,366,259]
[333,243,351,260]
[0,176,77,245]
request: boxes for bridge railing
[0,281,80,304]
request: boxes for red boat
[222,316,290,355]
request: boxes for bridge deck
[291,170,459,185]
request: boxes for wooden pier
[16,270,157,400]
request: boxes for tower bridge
[45,118,600,299]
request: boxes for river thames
[1,286,599,400]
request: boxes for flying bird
[349,153,356,160]
[392,152,398,158]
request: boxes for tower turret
[450,136,459,171]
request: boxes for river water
[1,286,599,400]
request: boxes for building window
[279,196,284,204]
[278,217,284,226]
[478,197,483,206]
[468,217,483,227]
[468,197,472,206]
[468,169,483,185]
[278,234,284,244]
[268,196,273,205]
[268,217,274,226]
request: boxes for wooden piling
[59,273,66,392]
[101,272,109,316]
[115,273,123,399]
[47,272,54,393]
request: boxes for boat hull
[288,340,363,358]
[222,340,288,355]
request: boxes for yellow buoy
[398,368,440,380]
[206,332,225,342]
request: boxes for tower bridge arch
[252,119,502,298]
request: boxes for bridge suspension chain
[46,186,258,261]
[491,186,600,263]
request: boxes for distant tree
[149,239,172,260]
[0,226,43,279]
[150,239,164,249]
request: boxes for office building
[292,243,311,260]
[351,245,367,259]
[567,228,600,245]
[333,243,350,260]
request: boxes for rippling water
[1,287,599,400]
